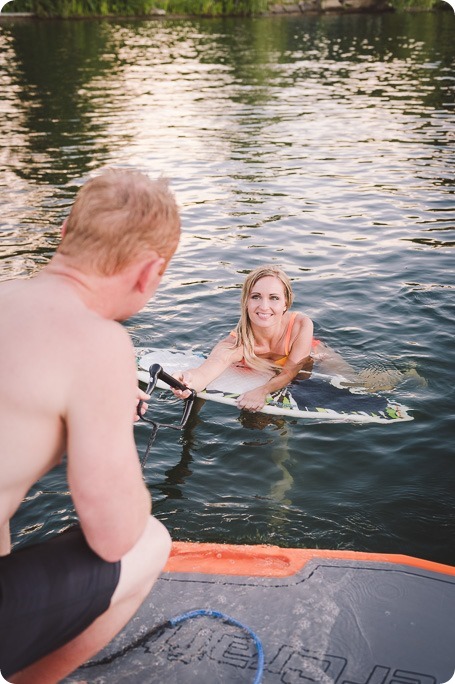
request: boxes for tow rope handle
[138,363,197,429]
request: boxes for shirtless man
[0,168,180,683]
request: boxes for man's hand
[135,389,151,421]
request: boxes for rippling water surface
[1,12,454,564]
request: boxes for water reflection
[2,20,118,183]
[153,398,205,501]
[239,412,294,511]
[1,15,453,256]
[2,12,454,562]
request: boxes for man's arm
[66,323,151,563]
[0,520,11,556]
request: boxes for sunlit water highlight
[1,12,454,564]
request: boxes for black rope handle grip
[151,364,193,393]
[138,363,197,429]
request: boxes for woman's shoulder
[287,312,315,357]
[288,311,314,343]
[289,311,313,329]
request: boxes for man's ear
[61,218,68,238]
[136,256,165,294]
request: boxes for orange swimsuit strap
[272,312,298,366]
[285,314,322,351]
[283,311,297,357]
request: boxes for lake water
[1,11,454,566]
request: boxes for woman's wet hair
[233,265,294,372]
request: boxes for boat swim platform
[67,542,455,684]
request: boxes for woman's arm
[237,314,314,411]
[173,336,243,397]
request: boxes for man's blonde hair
[58,168,180,275]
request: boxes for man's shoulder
[34,291,134,382]
[2,274,136,382]
[64,318,136,410]
[70,314,133,369]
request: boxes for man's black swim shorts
[0,526,121,679]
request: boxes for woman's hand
[171,370,194,399]
[236,386,269,412]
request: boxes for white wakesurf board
[136,347,413,424]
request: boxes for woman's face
[246,275,287,327]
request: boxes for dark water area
[1,11,454,565]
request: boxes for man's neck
[38,255,127,320]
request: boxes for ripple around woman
[173,265,356,412]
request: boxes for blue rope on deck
[169,608,264,684]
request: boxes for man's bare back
[0,267,145,555]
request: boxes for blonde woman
[173,265,322,412]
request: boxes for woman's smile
[247,275,287,326]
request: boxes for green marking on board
[385,407,399,420]
[266,394,294,410]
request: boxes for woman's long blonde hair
[232,265,294,372]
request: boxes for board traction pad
[67,551,455,683]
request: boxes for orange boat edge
[166,540,455,578]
